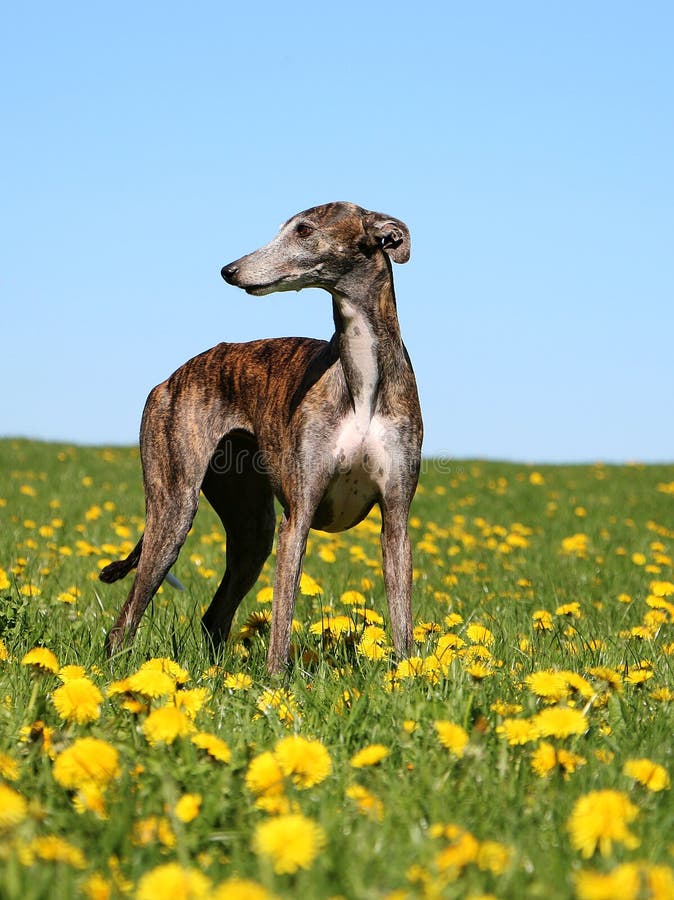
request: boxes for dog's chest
[311,414,390,533]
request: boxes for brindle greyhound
[100,201,423,673]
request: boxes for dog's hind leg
[200,434,276,652]
[104,379,227,656]
[105,488,200,655]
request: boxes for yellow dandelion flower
[253,813,326,875]
[318,546,336,563]
[0,783,28,828]
[561,533,589,557]
[496,717,537,745]
[476,840,512,875]
[82,872,113,900]
[212,878,276,900]
[555,601,582,618]
[435,829,480,873]
[651,687,674,702]
[353,607,384,625]
[587,666,623,692]
[622,758,670,792]
[575,863,641,900]
[255,792,296,815]
[53,738,120,790]
[533,706,587,739]
[299,572,322,596]
[256,585,274,603]
[564,671,594,699]
[434,721,469,757]
[465,660,494,680]
[246,751,285,796]
[137,862,211,900]
[256,687,297,724]
[58,665,87,682]
[532,610,554,631]
[413,621,442,641]
[465,623,495,645]
[19,720,55,758]
[175,793,202,823]
[646,864,674,897]
[0,568,10,591]
[0,752,19,781]
[557,748,586,775]
[31,835,86,868]
[531,742,586,778]
[239,610,271,640]
[346,784,384,821]
[52,677,103,724]
[106,677,132,698]
[357,636,389,661]
[531,742,557,777]
[567,790,640,858]
[142,705,195,746]
[594,749,615,765]
[133,816,176,848]
[274,735,332,788]
[436,632,466,658]
[191,732,231,763]
[490,700,523,717]
[140,657,190,684]
[0,638,8,661]
[340,590,366,605]
[394,657,425,680]
[223,672,252,690]
[126,667,176,698]
[72,782,108,818]
[173,687,210,717]
[624,668,654,686]
[21,646,59,674]
[350,744,389,768]
[650,580,674,597]
[525,670,570,702]
[309,614,354,637]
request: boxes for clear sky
[2,2,672,462]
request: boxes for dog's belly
[311,416,389,533]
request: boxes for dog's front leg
[380,497,414,659]
[268,513,310,675]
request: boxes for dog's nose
[221,263,239,283]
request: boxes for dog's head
[221,202,410,296]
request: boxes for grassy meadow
[0,437,673,899]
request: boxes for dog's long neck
[331,258,404,426]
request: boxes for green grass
[0,438,673,899]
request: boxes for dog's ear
[362,211,411,264]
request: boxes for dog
[100,202,423,673]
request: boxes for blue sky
[2,2,672,462]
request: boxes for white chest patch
[313,415,391,533]
[311,302,391,533]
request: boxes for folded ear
[362,211,411,264]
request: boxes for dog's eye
[295,222,313,238]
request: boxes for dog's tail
[99,537,143,584]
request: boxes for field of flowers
[0,437,673,899]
